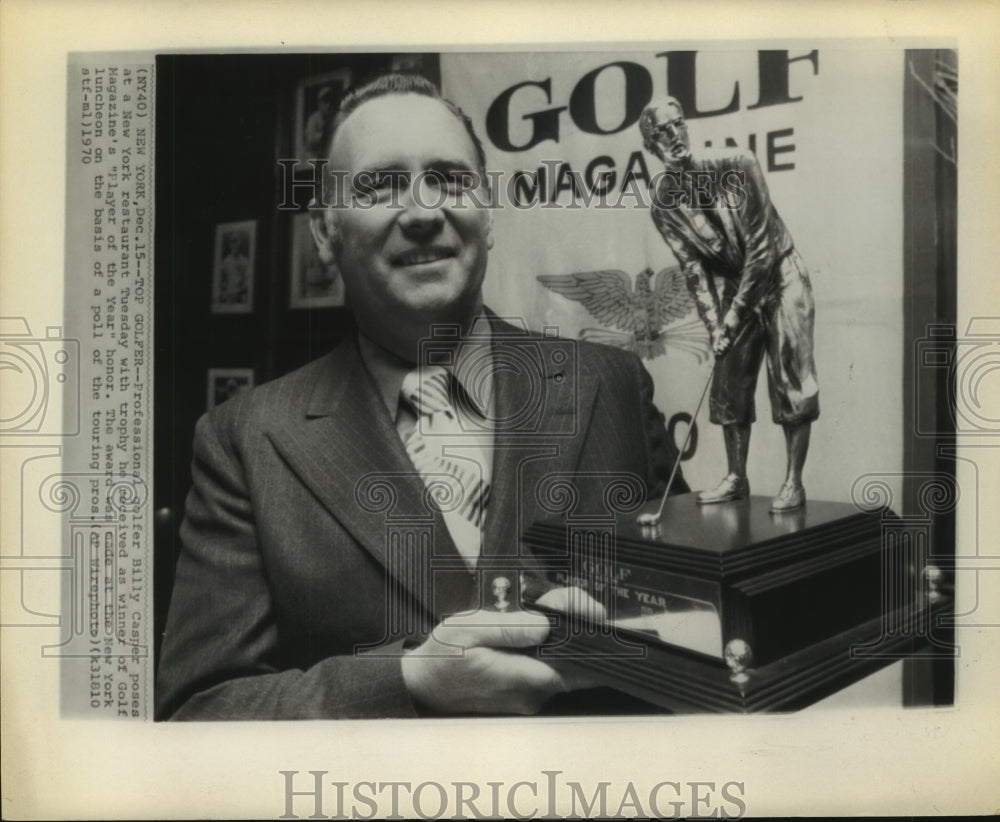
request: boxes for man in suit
[156,74,685,720]
[640,95,820,513]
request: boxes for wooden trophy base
[522,493,950,712]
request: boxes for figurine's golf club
[637,321,751,526]
[636,360,715,526]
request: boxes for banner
[444,49,904,500]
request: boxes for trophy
[518,100,952,712]
[522,468,953,713]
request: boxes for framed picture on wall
[294,67,351,166]
[289,210,345,309]
[210,219,256,314]
[206,367,255,410]
[389,53,429,74]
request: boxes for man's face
[646,102,690,166]
[324,94,492,330]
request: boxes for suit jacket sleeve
[155,409,419,721]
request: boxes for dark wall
[153,53,441,661]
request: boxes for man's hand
[535,584,608,623]
[712,328,731,359]
[401,587,604,715]
[401,609,564,714]
[714,311,742,359]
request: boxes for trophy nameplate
[522,492,948,712]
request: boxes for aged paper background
[2,0,998,817]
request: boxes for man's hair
[332,72,487,176]
[638,95,684,156]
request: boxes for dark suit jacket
[155,318,685,720]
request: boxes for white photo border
[2,1,999,818]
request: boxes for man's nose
[662,122,678,140]
[398,173,445,236]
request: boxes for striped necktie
[401,366,490,568]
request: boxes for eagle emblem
[537,266,710,361]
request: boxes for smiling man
[317,87,492,361]
[155,74,686,720]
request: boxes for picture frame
[206,367,255,410]
[289,210,345,309]
[390,53,430,75]
[210,219,256,314]
[294,67,351,166]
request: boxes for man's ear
[485,201,494,251]
[308,204,339,265]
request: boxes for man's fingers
[559,667,605,693]
[468,648,568,714]
[432,608,551,650]
[535,585,608,623]
[480,647,566,693]
[407,608,616,713]
[402,641,566,715]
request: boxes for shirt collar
[357,313,494,422]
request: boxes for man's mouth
[392,247,456,267]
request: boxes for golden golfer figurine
[640,96,819,514]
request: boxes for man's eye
[421,170,471,191]
[373,171,407,190]
[442,170,475,189]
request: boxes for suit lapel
[482,319,598,558]
[267,337,467,619]
[266,321,600,609]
